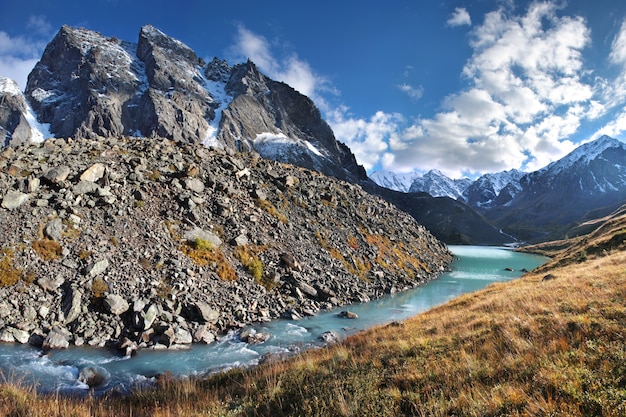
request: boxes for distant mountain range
[373,135,626,243]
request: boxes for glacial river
[0,245,547,395]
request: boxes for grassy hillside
[1,221,625,416]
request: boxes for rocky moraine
[0,137,451,352]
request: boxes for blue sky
[2,1,626,178]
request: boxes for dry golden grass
[1,234,625,416]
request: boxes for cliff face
[0,137,451,350]
[21,25,366,182]
[0,77,32,147]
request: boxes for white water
[0,246,547,395]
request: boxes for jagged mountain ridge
[20,24,365,182]
[409,170,472,200]
[489,135,626,242]
[461,169,525,209]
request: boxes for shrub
[180,240,237,281]
[91,277,109,299]
[0,249,22,287]
[32,239,63,261]
[234,245,264,281]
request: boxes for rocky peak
[15,24,366,182]
[205,58,232,83]
[0,77,32,147]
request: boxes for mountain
[408,169,472,199]
[460,169,524,210]
[369,170,421,193]
[0,77,31,147]
[360,182,511,245]
[487,136,626,242]
[20,25,366,182]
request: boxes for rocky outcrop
[0,77,32,147]
[0,137,451,350]
[21,25,366,182]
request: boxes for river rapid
[0,245,547,395]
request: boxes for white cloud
[447,7,471,27]
[231,24,333,103]
[0,16,52,90]
[327,108,402,171]
[386,2,598,176]
[398,83,424,101]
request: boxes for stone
[231,233,248,246]
[79,163,106,182]
[0,328,15,343]
[173,327,193,344]
[43,326,71,350]
[318,331,340,345]
[72,180,100,195]
[11,328,30,344]
[184,177,205,193]
[44,218,64,241]
[0,303,10,318]
[192,325,215,344]
[281,253,301,271]
[142,304,159,330]
[338,311,358,319]
[84,259,109,277]
[43,166,71,184]
[239,328,270,344]
[193,302,220,324]
[27,177,40,193]
[295,280,318,299]
[104,294,129,315]
[63,286,83,324]
[1,190,29,210]
[38,276,65,292]
[78,366,107,388]
[183,227,222,247]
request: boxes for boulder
[183,227,222,247]
[43,326,71,350]
[44,218,64,241]
[192,325,215,344]
[338,311,358,319]
[104,294,129,315]
[318,331,340,345]
[79,163,106,182]
[78,366,107,388]
[43,166,71,184]
[184,177,205,193]
[1,190,29,210]
[192,302,220,324]
[173,327,193,344]
[141,304,159,330]
[84,259,109,277]
[62,286,83,324]
[37,276,65,292]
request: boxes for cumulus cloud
[398,83,424,101]
[230,24,333,103]
[386,2,599,177]
[326,107,402,171]
[0,16,52,90]
[447,7,471,27]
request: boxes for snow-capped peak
[0,77,22,96]
[539,135,625,176]
[369,170,421,192]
